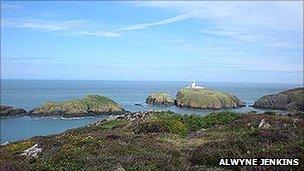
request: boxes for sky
[1,1,303,83]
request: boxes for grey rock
[1,105,27,117]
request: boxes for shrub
[150,112,187,136]
[299,138,304,150]
[99,119,128,130]
[190,139,245,167]
[164,119,187,136]
[150,111,239,135]
[201,111,239,128]
[133,120,165,134]
[9,141,34,154]
[264,111,276,115]
[183,115,206,132]
[183,111,239,131]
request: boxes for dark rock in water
[0,105,27,117]
[253,87,304,111]
[29,94,125,117]
[176,88,245,109]
[146,92,174,106]
[134,103,144,107]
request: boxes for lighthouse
[187,80,205,89]
[191,80,196,88]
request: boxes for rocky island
[29,94,125,117]
[1,110,303,170]
[253,87,304,111]
[146,81,245,110]
[145,92,174,106]
[176,88,245,109]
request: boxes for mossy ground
[145,92,174,106]
[31,94,124,117]
[1,111,303,170]
[176,88,243,109]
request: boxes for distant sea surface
[1,80,302,143]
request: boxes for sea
[0,80,302,143]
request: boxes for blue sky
[1,1,303,83]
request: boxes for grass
[32,94,124,116]
[176,88,242,109]
[145,92,174,105]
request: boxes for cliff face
[253,87,304,111]
[145,92,174,106]
[176,88,245,109]
[30,94,125,117]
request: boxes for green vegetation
[149,111,186,135]
[30,94,124,117]
[145,92,175,106]
[184,111,239,131]
[176,88,244,109]
[8,141,34,154]
[1,111,303,170]
[150,111,239,135]
[99,119,128,130]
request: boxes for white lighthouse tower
[191,80,196,88]
[187,80,205,89]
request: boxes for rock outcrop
[0,105,27,117]
[30,94,125,117]
[253,87,304,111]
[176,88,245,109]
[146,92,174,106]
[20,144,42,158]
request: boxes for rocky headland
[28,94,125,117]
[176,88,245,109]
[145,92,175,106]
[1,110,303,170]
[0,106,27,117]
[253,87,304,111]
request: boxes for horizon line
[0,78,303,85]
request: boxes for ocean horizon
[1,78,302,84]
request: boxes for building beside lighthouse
[187,80,205,89]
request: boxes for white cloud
[66,13,193,37]
[113,12,193,32]
[68,30,120,37]
[2,1,302,41]
[1,12,194,38]
[1,18,120,37]
[134,1,303,49]
[200,28,301,49]
[2,19,86,31]
[134,1,303,32]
